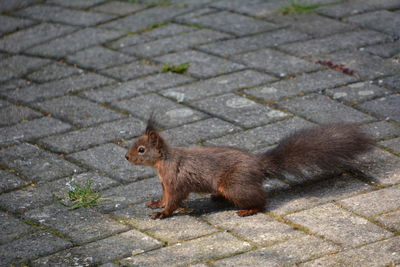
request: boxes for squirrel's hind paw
[236,208,263,217]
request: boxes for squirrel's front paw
[150,211,168,219]
[147,200,164,209]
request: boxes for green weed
[60,180,102,209]
[161,62,190,74]
[279,0,320,15]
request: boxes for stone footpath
[1,0,400,266]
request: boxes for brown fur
[125,119,373,219]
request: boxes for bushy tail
[261,123,374,178]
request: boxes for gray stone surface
[363,40,400,58]
[15,4,116,27]
[161,70,276,102]
[113,93,207,128]
[359,94,400,123]
[346,10,400,36]
[100,61,160,81]
[67,143,155,183]
[91,1,145,15]
[278,94,374,124]
[0,211,35,244]
[325,82,391,104]
[232,48,320,76]
[0,104,42,126]
[380,137,400,154]
[2,73,114,103]
[39,117,144,154]
[24,203,129,245]
[120,232,252,266]
[0,55,50,82]
[0,0,38,13]
[34,95,125,127]
[31,230,162,267]
[286,203,393,247]
[245,70,357,102]
[26,62,83,83]
[180,11,277,36]
[0,143,81,183]
[198,28,309,57]
[0,15,35,35]
[192,93,288,128]
[360,121,400,140]
[301,236,400,267]
[379,74,400,90]
[46,0,107,9]
[0,170,29,193]
[214,235,339,266]
[0,117,72,146]
[375,210,400,232]
[154,50,245,78]
[0,23,77,53]
[122,29,231,58]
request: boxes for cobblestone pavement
[1,0,400,266]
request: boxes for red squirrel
[125,117,373,219]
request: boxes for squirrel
[125,117,373,219]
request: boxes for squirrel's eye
[138,147,145,153]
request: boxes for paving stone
[100,61,159,81]
[0,117,72,146]
[67,143,155,183]
[0,211,35,244]
[97,177,161,213]
[26,62,83,83]
[286,203,393,247]
[35,95,125,127]
[24,203,129,245]
[120,232,252,266]
[39,117,144,154]
[278,94,374,124]
[0,99,10,108]
[0,0,38,13]
[91,1,145,15]
[317,0,400,18]
[0,55,50,82]
[15,4,116,27]
[192,93,288,128]
[378,74,400,91]
[359,94,400,123]
[0,22,77,53]
[0,230,72,266]
[121,29,231,58]
[161,70,276,102]
[360,121,400,140]
[2,73,114,103]
[0,104,42,126]
[280,30,389,57]
[269,176,372,215]
[214,235,339,267]
[363,40,400,58]
[339,186,400,217]
[83,72,193,103]
[245,70,357,102]
[272,14,356,38]
[113,93,208,128]
[31,230,162,267]
[26,28,124,58]
[154,50,245,78]
[175,7,218,20]
[315,50,400,80]
[0,171,116,213]
[357,147,400,185]
[46,0,107,9]
[180,11,277,36]
[325,82,391,104]
[113,208,218,244]
[67,46,135,70]
[0,78,33,92]
[346,10,400,36]
[380,137,400,154]
[101,6,190,32]
[155,118,241,147]
[211,0,284,17]
[0,170,29,193]
[205,212,303,246]
[109,23,196,49]
[375,210,400,232]
[198,28,309,57]
[205,117,314,151]
[300,236,400,267]
[0,143,81,183]
[232,48,320,77]
[0,14,35,35]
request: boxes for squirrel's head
[125,116,167,166]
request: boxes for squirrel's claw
[150,211,168,219]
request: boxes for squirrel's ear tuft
[145,112,160,135]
